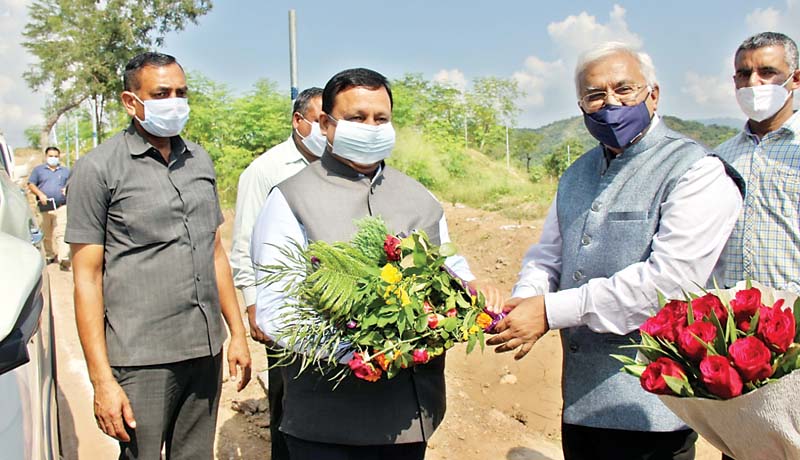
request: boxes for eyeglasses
[579,84,650,112]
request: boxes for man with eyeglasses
[488,42,743,459]
[716,32,800,298]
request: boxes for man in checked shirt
[716,32,800,295]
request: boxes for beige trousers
[41,205,69,261]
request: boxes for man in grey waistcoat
[251,67,500,460]
[487,42,744,459]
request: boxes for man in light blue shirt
[717,32,800,295]
[28,146,70,268]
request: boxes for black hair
[293,87,323,116]
[322,68,393,114]
[123,52,181,91]
[738,32,799,72]
[44,146,60,155]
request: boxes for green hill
[520,114,739,166]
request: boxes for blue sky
[2,0,800,147]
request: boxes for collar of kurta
[320,151,385,181]
[124,121,189,157]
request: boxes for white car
[0,150,60,459]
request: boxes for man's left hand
[227,335,252,391]
[486,296,550,360]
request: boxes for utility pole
[288,9,298,103]
[90,98,98,148]
[74,111,79,161]
[567,144,571,164]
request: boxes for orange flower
[373,352,390,371]
[476,312,493,330]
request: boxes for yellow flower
[380,264,402,284]
[476,312,492,330]
[400,288,411,306]
[469,325,480,334]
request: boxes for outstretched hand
[486,296,550,360]
[469,279,505,314]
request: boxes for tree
[22,0,213,147]
[465,77,523,151]
[511,129,543,172]
[543,138,585,178]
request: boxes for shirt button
[192,245,197,251]
[591,202,601,212]
[195,274,201,281]
[581,235,591,245]
[572,270,583,281]
[184,217,189,223]
[569,343,579,353]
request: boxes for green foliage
[661,116,738,149]
[543,138,586,178]
[24,126,42,150]
[22,0,213,142]
[352,217,391,265]
[388,127,556,220]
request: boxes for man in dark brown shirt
[66,52,250,459]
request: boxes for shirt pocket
[120,195,180,245]
[183,175,222,233]
[762,167,800,223]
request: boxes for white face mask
[327,116,395,165]
[132,94,190,138]
[46,156,60,167]
[296,118,326,158]
[735,74,794,122]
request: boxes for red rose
[677,321,718,361]
[692,293,728,322]
[383,235,402,261]
[700,355,743,399]
[427,313,440,329]
[348,352,382,382]
[412,348,429,364]
[640,357,686,395]
[757,302,796,353]
[731,288,763,323]
[728,336,774,382]
[641,301,687,342]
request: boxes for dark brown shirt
[66,123,225,366]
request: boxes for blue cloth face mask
[132,94,190,138]
[582,92,653,149]
[327,116,396,164]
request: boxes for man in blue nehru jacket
[488,42,744,459]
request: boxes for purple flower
[310,256,320,264]
[346,320,357,329]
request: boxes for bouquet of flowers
[614,281,800,459]
[258,216,500,383]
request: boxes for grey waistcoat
[557,121,707,432]
[276,153,446,445]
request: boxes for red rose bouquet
[257,216,496,383]
[614,281,800,459]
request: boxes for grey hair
[574,41,658,96]
[737,32,798,72]
[292,87,323,116]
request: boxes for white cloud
[511,4,643,125]
[745,1,800,38]
[546,4,642,56]
[682,70,738,112]
[0,0,45,148]
[433,68,467,92]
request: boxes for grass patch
[388,128,555,220]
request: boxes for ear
[790,68,800,92]
[120,91,139,118]
[291,111,303,130]
[648,84,660,112]
[319,112,331,135]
